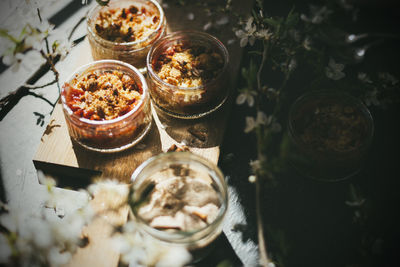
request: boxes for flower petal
[236,93,246,105]
[247,95,255,107]
[240,37,248,47]
[244,117,256,133]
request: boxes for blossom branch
[23,79,58,90]
[255,40,272,267]
[28,91,56,107]
[257,40,269,93]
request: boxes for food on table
[147,31,229,118]
[87,0,166,69]
[61,60,151,152]
[137,176,221,232]
[297,103,369,154]
[130,151,227,261]
[94,4,160,43]
[288,91,374,180]
[152,42,224,88]
[63,70,143,121]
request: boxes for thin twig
[23,79,58,90]
[256,176,270,267]
[28,92,56,107]
[255,40,271,267]
[68,16,86,41]
[257,40,269,92]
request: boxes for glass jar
[130,152,228,262]
[61,60,152,153]
[287,90,374,181]
[86,0,166,71]
[146,31,230,119]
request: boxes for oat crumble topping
[152,43,224,87]
[95,5,159,43]
[299,103,367,153]
[64,70,142,121]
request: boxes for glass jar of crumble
[61,60,152,152]
[146,31,230,119]
[130,152,228,262]
[287,90,374,181]
[86,0,166,71]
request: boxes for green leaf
[263,17,280,28]
[249,50,263,55]
[216,259,233,267]
[0,29,18,43]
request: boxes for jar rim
[61,59,148,125]
[86,0,165,49]
[287,90,374,156]
[146,30,230,91]
[130,151,228,243]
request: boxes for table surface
[1,1,400,267]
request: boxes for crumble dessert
[147,31,229,118]
[94,4,160,43]
[64,70,143,121]
[87,0,166,69]
[61,61,152,152]
[298,103,368,153]
[288,91,374,180]
[152,42,224,87]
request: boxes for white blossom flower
[358,72,372,83]
[187,13,194,21]
[301,5,332,24]
[216,16,229,26]
[38,172,56,192]
[235,17,257,47]
[25,19,55,50]
[48,247,72,266]
[2,52,24,72]
[345,198,366,207]
[325,58,345,80]
[112,221,191,267]
[0,173,95,267]
[88,179,129,200]
[250,156,265,173]
[288,58,297,72]
[244,111,268,133]
[52,39,73,61]
[248,175,257,183]
[379,72,398,86]
[338,0,354,10]
[303,37,312,50]
[254,28,272,41]
[203,22,213,31]
[0,205,22,233]
[24,32,44,50]
[236,89,257,107]
[364,88,380,106]
[28,217,54,248]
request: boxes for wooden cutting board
[33,2,253,266]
